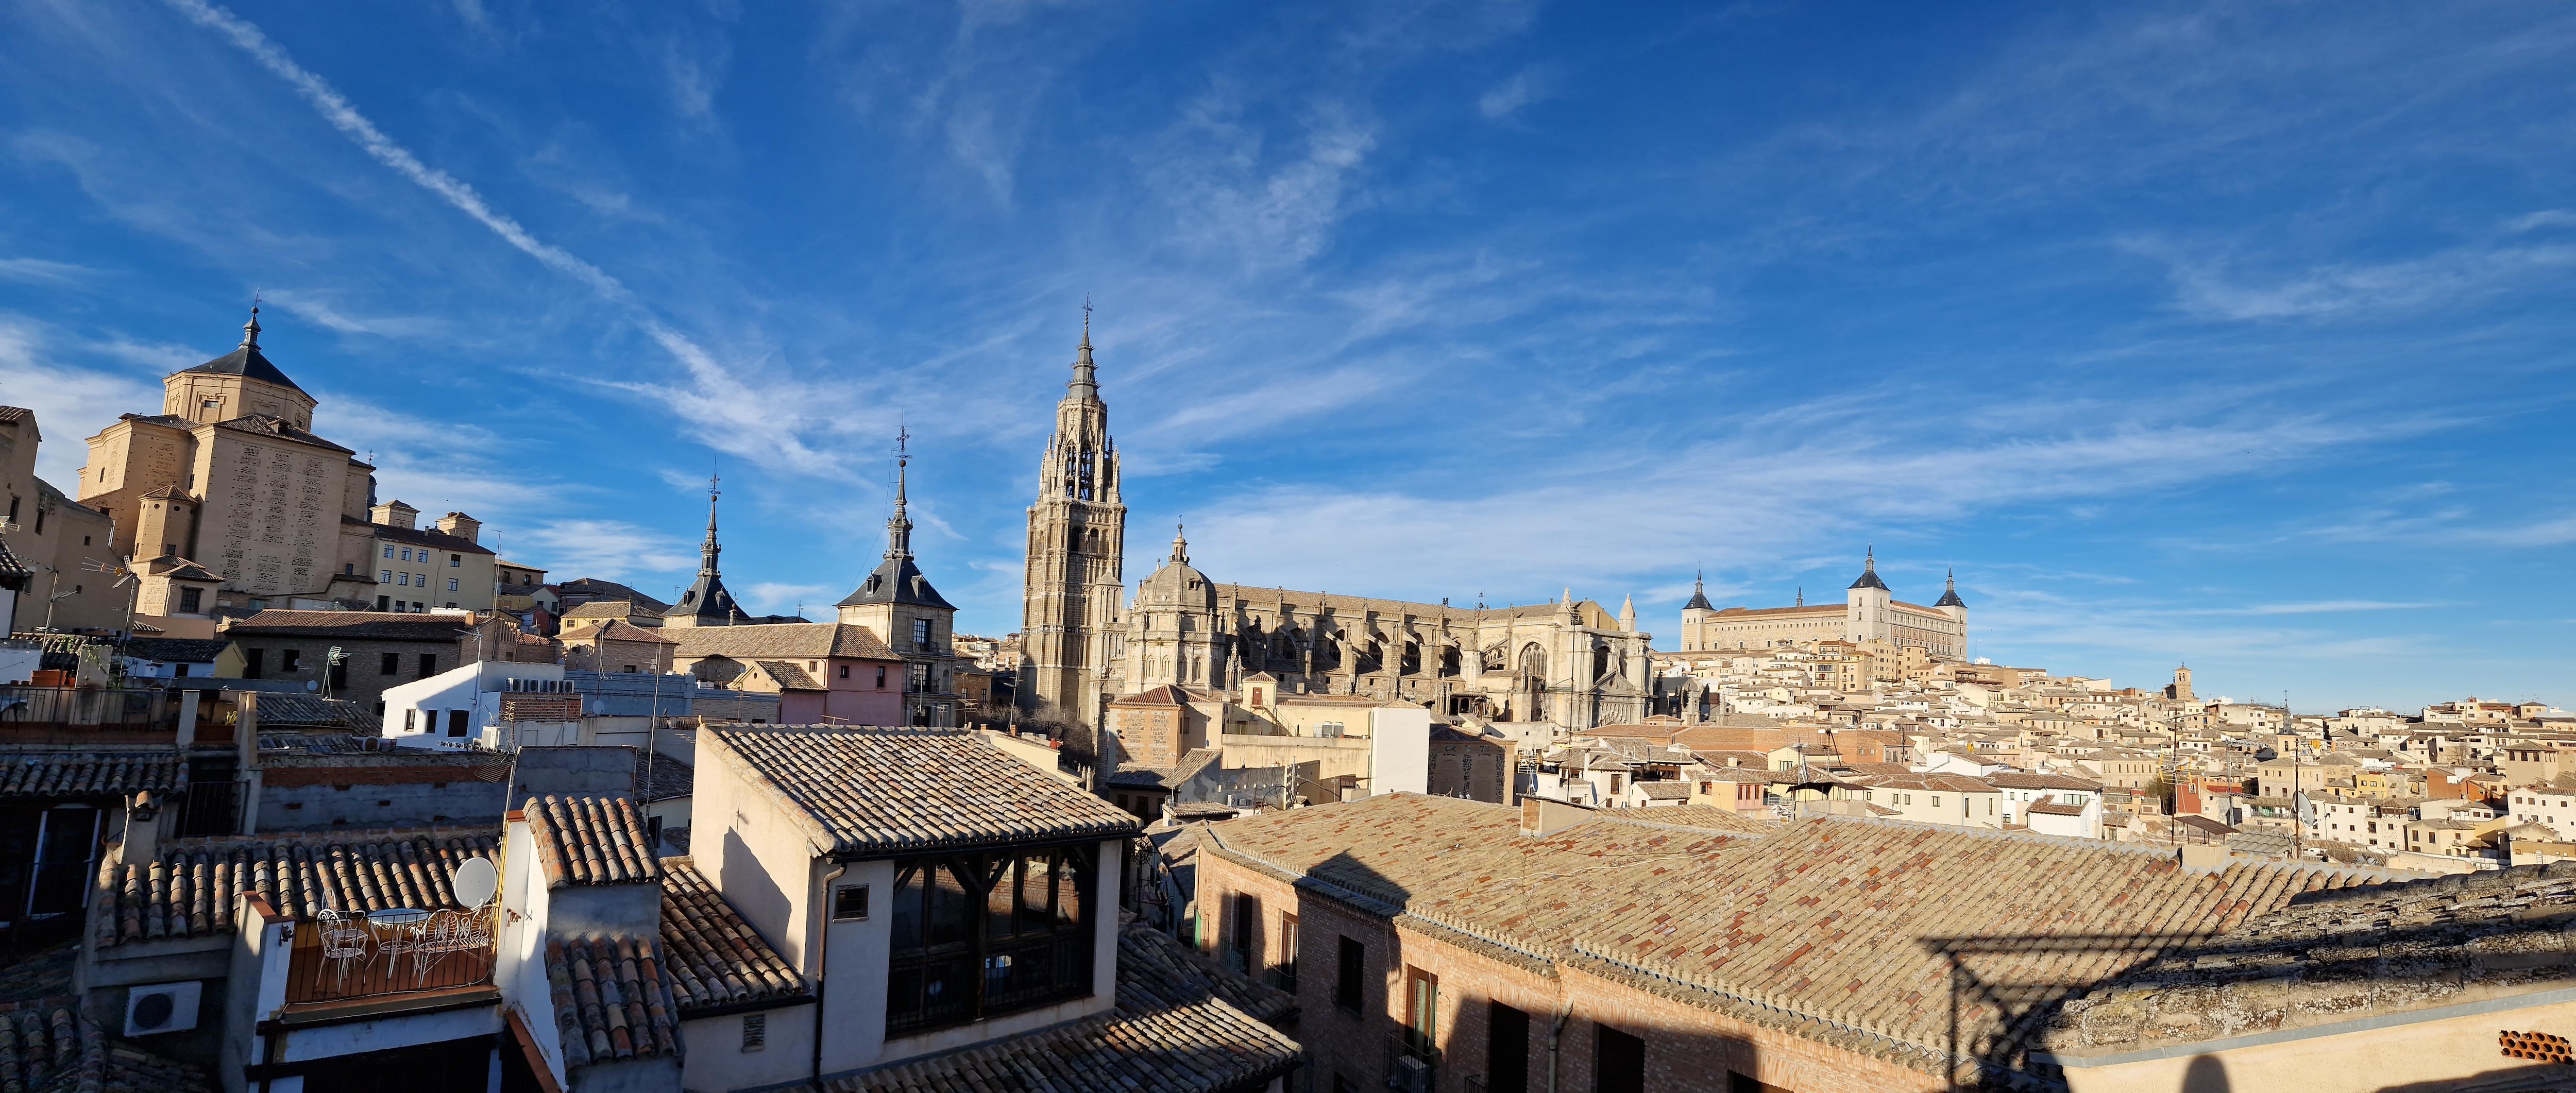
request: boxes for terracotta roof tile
[669,623,897,662]
[1205,794,2394,1081]
[835,921,1301,1093]
[97,827,499,947]
[657,858,805,1012]
[0,995,211,1092]
[709,726,1141,858]
[0,752,184,798]
[545,933,682,1072]
[527,796,661,888]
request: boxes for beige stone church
[74,310,499,627]
[1016,319,1653,733]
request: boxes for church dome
[1134,524,1216,611]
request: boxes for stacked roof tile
[1205,793,2399,1083]
[656,858,805,1012]
[0,753,183,798]
[836,925,1301,1093]
[1114,917,1295,1024]
[2045,862,2576,1061]
[0,996,211,1093]
[707,726,1141,858]
[222,610,473,640]
[668,623,898,662]
[544,935,682,1073]
[97,828,501,946]
[526,795,661,887]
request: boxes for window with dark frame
[1593,1023,1645,1093]
[281,648,302,672]
[885,843,1097,1037]
[418,653,437,678]
[245,648,265,679]
[1403,966,1438,1053]
[833,883,870,921]
[381,652,400,675]
[1335,936,1364,1014]
[1226,891,1258,974]
[740,1012,765,1052]
[1277,912,1299,994]
[1487,1002,1530,1093]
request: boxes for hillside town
[0,315,2566,1092]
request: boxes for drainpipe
[1545,998,1574,1093]
[811,863,846,1091]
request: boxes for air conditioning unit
[125,981,201,1037]
[1388,1054,1432,1093]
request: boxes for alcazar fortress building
[1677,551,1968,657]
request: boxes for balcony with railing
[283,907,497,1004]
[0,685,216,744]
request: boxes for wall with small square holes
[2060,998,2576,1092]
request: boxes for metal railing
[284,909,496,1003]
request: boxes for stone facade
[74,311,491,613]
[1018,320,1126,723]
[1679,552,1968,657]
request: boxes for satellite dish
[451,857,498,909]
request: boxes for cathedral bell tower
[1019,306,1127,725]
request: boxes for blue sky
[3,1,2570,710]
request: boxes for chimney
[435,511,482,543]
[1519,797,1596,838]
[371,500,418,530]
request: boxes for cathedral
[1677,550,1969,656]
[1016,318,1653,731]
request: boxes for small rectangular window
[383,545,395,559]
[740,1012,765,1052]
[404,709,416,732]
[447,709,469,737]
[840,664,850,679]
[418,653,437,678]
[380,652,400,674]
[447,578,459,592]
[876,666,887,688]
[450,554,461,567]
[1595,1024,1645,1093]
[1336,936,1364,1013]
[401,547,413,561]
[281,648,302,672]
[178,587,201,614]
[833,884,869,921]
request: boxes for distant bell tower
[1680,570,1714,651]
[1019,305,1127,726]
[2167,664,2195,703]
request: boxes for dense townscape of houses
[1,313,2570,1092]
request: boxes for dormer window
[886,845,1096,1035]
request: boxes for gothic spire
[1069,299,1099,401]
[885,423,914,561]
[697,472,721,575]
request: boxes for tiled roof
[1599,805,1774,833]
[2024,800,2089,817]
[98,828,500,947]
[562,600,652,620]
[0,752,184,798]
[565,619,675,644]
[1114,917,1295,1023]
[1988,772,2104,792]
[211,415,351,454]
[836,924,1301,1093]
[755,660,824,691]
[2045,863,2576,1061]
[1634,781,1693,800]
[707,726,1142,858]
[361,520,495,557]
[545,934,682,1073]
[526,796,662,887]
[1864,773,1999,793]
[248,694,381,731]
[0,996,212,1093]
[634,750,693,804]
[1204,794,2396,1081]
[670,622,899,662]
[121,637,231,663]
[1109,684,1189,707]
[222,610,473,641]
[657,858,806,1012]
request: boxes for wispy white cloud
[507,518,697,584]
[1478,63,1559,120]
[162,0,864,476]
[261,289,445,338]
[2138,236,2576,320]
[0,257,95,285]
[1146,96,1379,269]
[740,580,834,617]
[0,318,162,483]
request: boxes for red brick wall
[1197,848,1946,1093]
